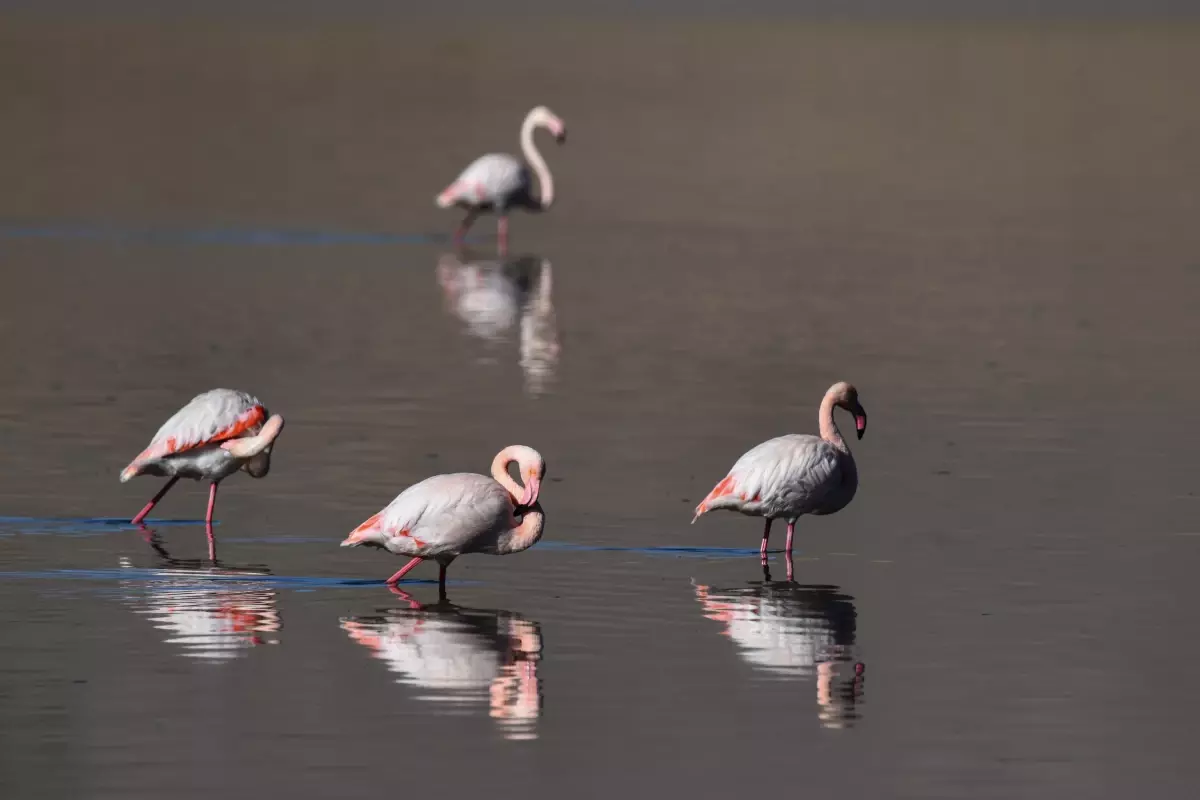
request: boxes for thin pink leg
[785,520,797,581]
[205,522,217,562]
[131,476,180,525]
[385,557,423,585]
[760,518,773,559]
[454,212,477,247]
[497,216,509,255]
[205,482,219,524]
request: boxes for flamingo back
[122,389,267,481]
[354,473,515,558]
[437,154,529,210]
[694,434,852,521]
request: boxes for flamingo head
[493,445,546,508]
[529,106,566,144]
[829,382,867,440]
[518,452,546,507]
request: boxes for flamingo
[340,445,547,592]
[692,381,867,576]
[120,388,285,526]
[435,106,566,254]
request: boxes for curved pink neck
[498,508,545,555]
[520,114,554,210]
[819,393,848,452]
[491,447,529,503]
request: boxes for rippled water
[2,15,1200,800]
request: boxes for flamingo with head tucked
[692,382,867,576]
[436,106,566,254]
[341,446,547,593]
[121,388,285,527]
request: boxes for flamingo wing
[695,435,844,519]
[437,154,528,209]
[123,389,267,478]
[372,474,513,555]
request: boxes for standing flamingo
[692,382,867,576]
[120,389,285,526]
[341,446,546,592]
[435,106,566,254]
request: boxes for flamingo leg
[785,519,797,581]
[438,562,449,596]
[760,518,773,560]
[497,216,509,255]
[205,482,219,524]
[206,522,217,562]
[131,476,180,525]
[454,211,478,246]
[385,557,423,585]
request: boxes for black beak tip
[556,132,567,144]
[856,428,864,440]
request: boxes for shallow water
[2,15,1200,800]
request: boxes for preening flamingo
[436,106,566,253]
[341,446,547,592]
[120,389,285,526]
[692,382,867,576]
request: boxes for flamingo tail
[341,512,384,547]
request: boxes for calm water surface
[1,16,1199,799]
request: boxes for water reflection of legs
[137,522,219,565]
[387,585,425,610]
[761,553,796,584]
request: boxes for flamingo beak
[854,408,868,440]
[520,475,541,507]
[554,127,567,144]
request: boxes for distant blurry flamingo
[436,106,567,254]
[692,382,867,576]
[121,389,285,526]
[341,446,547,592]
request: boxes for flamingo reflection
[436,251,560,396]
[693,570,865,728]
[341,590,543,740]
[118,526,281,662]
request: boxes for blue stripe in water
[0,221,477,247]
[0,517,216,537]
[536,542,765,558]
[0,517,213,526]
[0,568,452,589]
